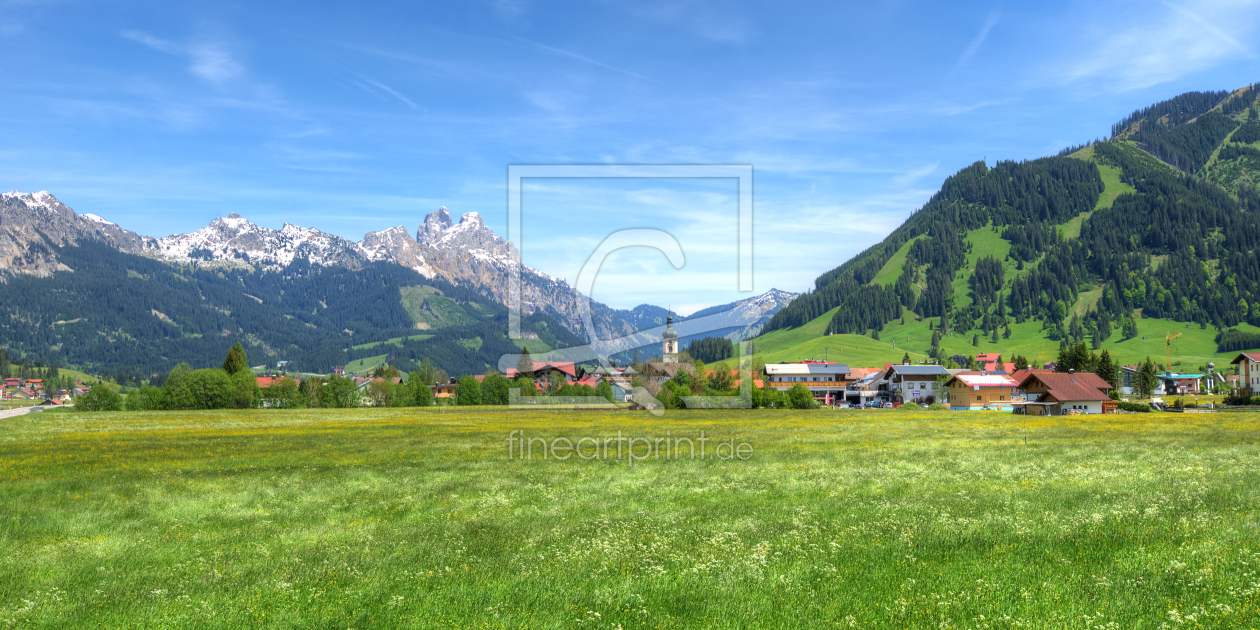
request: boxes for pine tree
[516,347,533,378]
[902,352,910,365]
[972,334,979,347]
[222,343,249,376]
[1095,350,1119,390]
[1136,357,1159,399]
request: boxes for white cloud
[1057,0,1259,90]
[189,42,243,84]
[122,30,245,86]
[956,12,1000,69]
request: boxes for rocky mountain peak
[416,206,454,243]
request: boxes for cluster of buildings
[763,353,1118,415]
[1,377,87,405]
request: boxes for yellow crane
[1166,331,1182,375]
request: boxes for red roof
[976,353,1002,362]
[1017,372,1112,402]
[1232,352,1260,364]
[1009,368,1053,385]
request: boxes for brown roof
[1018,371,1112,403]
[1010,368,1053,384]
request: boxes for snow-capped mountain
[144,214,366,269]
[1,190,146,277]
[0,190,796,340]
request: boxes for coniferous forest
[765,85,1260,359]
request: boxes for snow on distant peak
[81,213,115,226]
[3,190,58,210]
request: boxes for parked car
[882,402,894,409]
[891,402,903,408]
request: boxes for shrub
[455,375,482,406]
[788,384,815,409]
[1118,401,1152,413]
[124,386,167,411]
[75,385,123,412]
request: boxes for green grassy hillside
[399,286,479,330]
[351,335,434,350]
[756,87,1260,374]
[730,297,1257,372]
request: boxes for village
[299,316,1251,415]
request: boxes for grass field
[344,353,389,375]
[1,407,1258,628]
[350,335,433,351]
[729,306,1260,372]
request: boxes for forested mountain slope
[761,84,1260,365]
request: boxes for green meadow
[2,408,1259,628]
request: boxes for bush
[1118,401,1151,413]
[596,380,614,403]
[481,374,510,405]
[259,377,306,409]
[124,386,167,411]
[75,385,124,412]
[788,384,815,409]
[231,369,260,409]
[320,375,362,408]
[455,375,482,406]
[184,369,236,410]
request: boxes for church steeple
[662,308,678,364]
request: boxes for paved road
[0,406,37,420]
[0,405,71,419]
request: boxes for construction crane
[1166,331,1182,376]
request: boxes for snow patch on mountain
[81,213,115,225]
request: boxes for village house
[1017,371,1116,415]
[945,372,1019,411]
[844,367,891,406]
[764,361,851,403]
[505,361,578,381]
[433,378,458,401]
[882,364,952,403]
[1231,352,1260,398]
[1159,372,1203,396]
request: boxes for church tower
[662,311,678,364]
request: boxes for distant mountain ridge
[0,191,795,350]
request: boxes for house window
[1000,396,1004,401]
[976,395,981,401]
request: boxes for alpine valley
[0,192,795,377]
[11,84,1260,380]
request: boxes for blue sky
[2,0,1259,313]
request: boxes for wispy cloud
[122,30,244,85]
[516,37,653,81]
[894,162,939,185]
[1056,0,1259,90]
[350,76,421,109]
[956,12,999,69]
[189,42,243,84]
[632,1,754,44]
